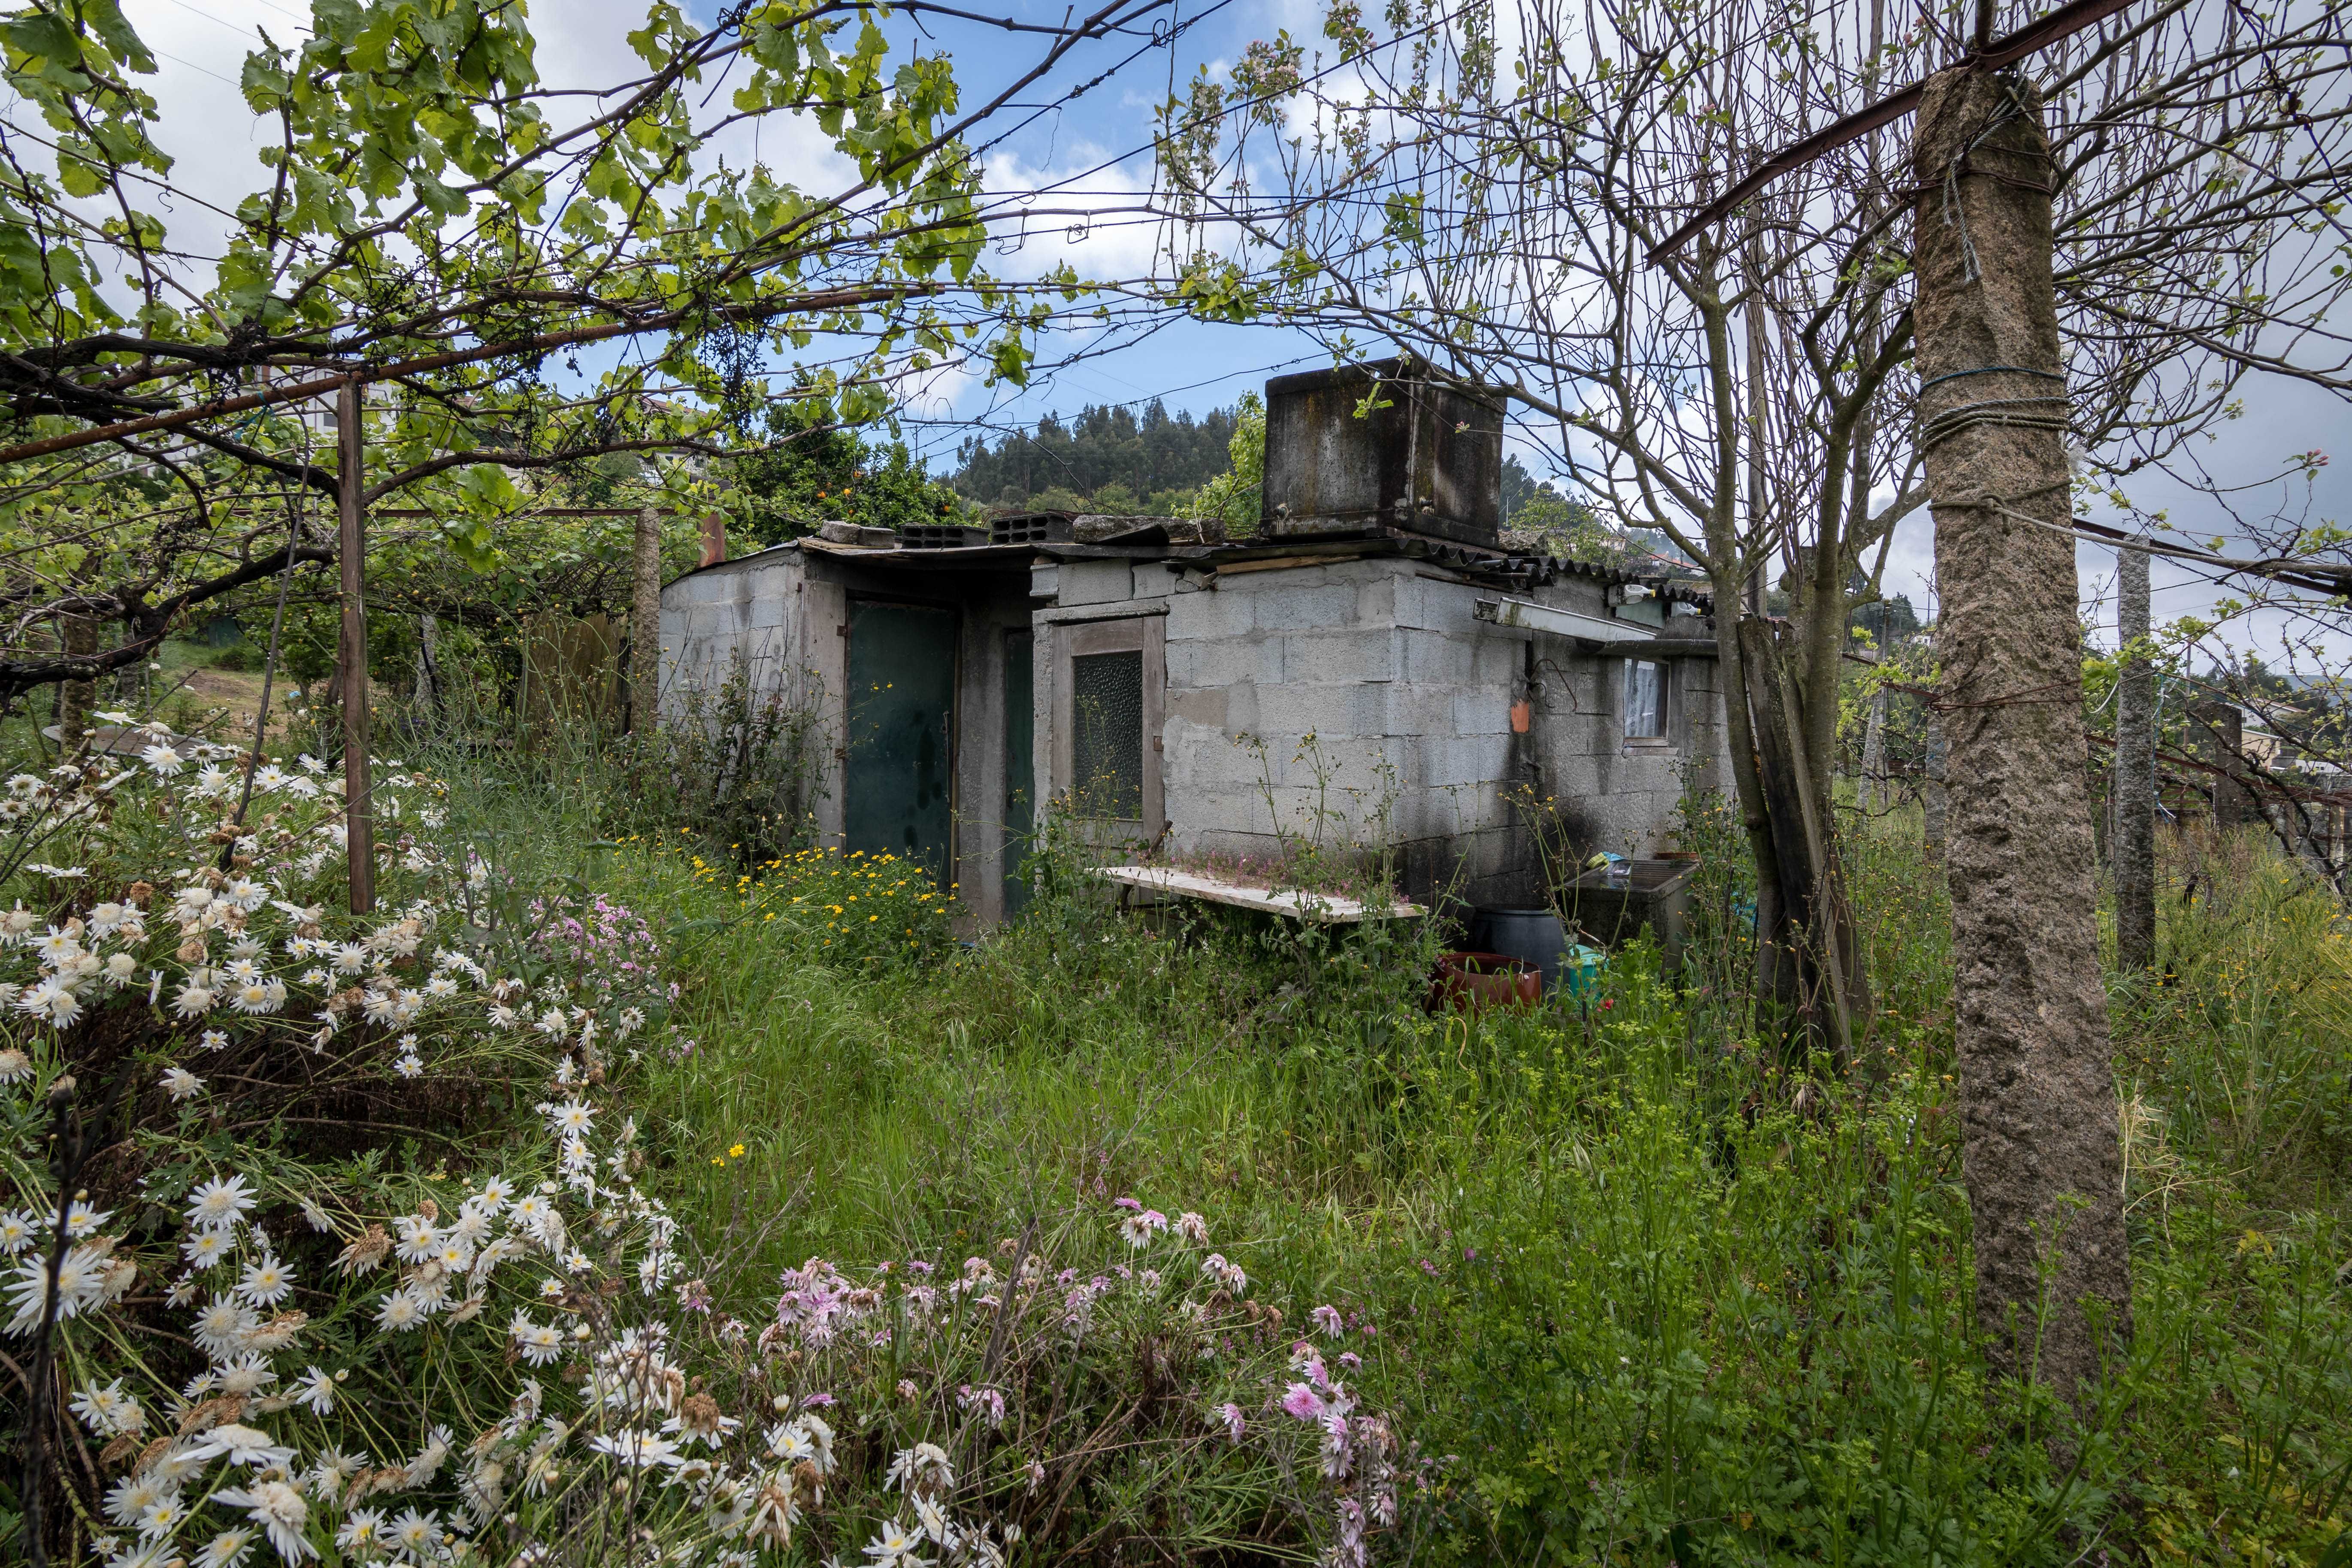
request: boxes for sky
[107,0,2352,668]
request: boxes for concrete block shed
[661,358,1732,922]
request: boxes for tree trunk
[57,614,97,751]
[1912,68,2129,1407]
[2114,544,2155,970]
[632,505,663,736]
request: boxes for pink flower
[1310,1304,1345,1338]
[1112,1196,1142,1212]
[1218,1402,1246,1442]
[1281,1383,1324,1421]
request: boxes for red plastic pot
[1430,950,1542,1014]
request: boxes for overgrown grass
[429,742,2352,1565]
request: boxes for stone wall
[1041,553,1728,909]
[667,544,1731,921]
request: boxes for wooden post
[2114,542,2155,969]
[337,378,375,914]
[1912,67,2127,1406]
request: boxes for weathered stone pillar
[1913,67,2128,1407]
[2114,545,2155,969]
[2188,699,2255,829]
[57,613,97,752]
[632,505,663,735]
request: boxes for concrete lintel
[1035,601,1173,627]
[1474,595,1657,645]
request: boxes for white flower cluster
[4,746,1419,1568]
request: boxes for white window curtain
[1622,659,1665,739]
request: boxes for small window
[1622,659,1666,739]
[1072,649,1144,817]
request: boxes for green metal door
[845,601,958,878]
[1003,630,1034,916]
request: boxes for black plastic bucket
[1468,906,1572,993]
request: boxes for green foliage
[1193,391,1267,534]
[20,705,2346,1565]
[1,0,1070,707]
[584,773,2349,1566]
[951,400,1241,512]
[729,402,966,545]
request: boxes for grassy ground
[430,745,2351,1565]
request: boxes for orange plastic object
[1509,699,1532,734]
[1430,950,1542,1013]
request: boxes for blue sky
[122,0,2352,668]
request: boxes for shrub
[0,730,1420,1567]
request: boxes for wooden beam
[1647,0,2141,264]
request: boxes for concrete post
[1912,67,2128,1407]
[57,613,96,751]
[1923,714,1948,861]
[2114,545,2155,969]
[2188,699,2255,828]
[632,505,663,735]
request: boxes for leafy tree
[951,398,1240,509]
[1192,390,1265,533]
[728,404,965,545]
[0,0,1135,705]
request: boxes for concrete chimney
[1259,354,1504,546]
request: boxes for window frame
[1050,614,1165,832]
[1620,656,1669,742]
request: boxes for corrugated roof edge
[663,527,1712,611]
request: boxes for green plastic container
[1558,943,1605,998]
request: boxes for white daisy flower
[375,1288,427,1332]
[335,1508,387,1555]
[103,1471,175,1529]
[206,1479,309,1565]
[196,1526,256,1568]
[509,1312,566,1366]
[162,1066,205,1102]
[293,1365,337,1415]
[387,1507,439,1559]
[186,1175,258,1231]
[182,1229,233,1271]
[191,1295,258,1359]
[393,1214,439,1263]
[17,981,82,1028]
[237,1253,295,1307]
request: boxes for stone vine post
[1911,67,2129,1408]
[2114,543,2155,970]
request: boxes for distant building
[661,359,1731,922]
